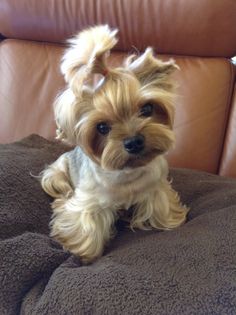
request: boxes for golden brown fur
[41,25,188,264]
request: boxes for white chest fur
[69,150,169,212]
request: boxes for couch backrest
[0,0,236,176]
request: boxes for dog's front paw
[50,198,117,264]
[65,233,105,264]
[51,219,105,264]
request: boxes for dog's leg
[41,153,73,199]
[131,180,188,230]
[51,194,117,263]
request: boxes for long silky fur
[41,25,188,263]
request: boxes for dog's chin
[122,149,164,169]
[99,147,167,171]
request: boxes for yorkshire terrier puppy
[41,25,188,263]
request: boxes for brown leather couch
[1,2,236,314]
[0,0,236,177]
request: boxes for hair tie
[102,69,108,76]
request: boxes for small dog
[41,25,188,263]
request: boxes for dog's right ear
[53,88,79,144]
[61,25,118,96]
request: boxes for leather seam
[217,60,235,175]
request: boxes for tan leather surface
[0,40,65,142]
[0,40,234,174]
[219,83,236,177]
[0,0,236,57]
[167,57,234,174]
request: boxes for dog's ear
[61,25,118,96]
[126,48,179,89]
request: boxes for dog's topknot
[61,25,118,96]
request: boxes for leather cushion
[0,40,65,142]
[0,40,234,174]
[0,0,236,57]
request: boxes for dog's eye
[140,103,154,117]
[96,122,111,135]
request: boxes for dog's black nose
[123,135,145,154]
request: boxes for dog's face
[77,68,175,170]
[55,26,178,170]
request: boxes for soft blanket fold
[0,135,236,315]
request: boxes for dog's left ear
[126,48,179,88]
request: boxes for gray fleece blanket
[0,135,236,315]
